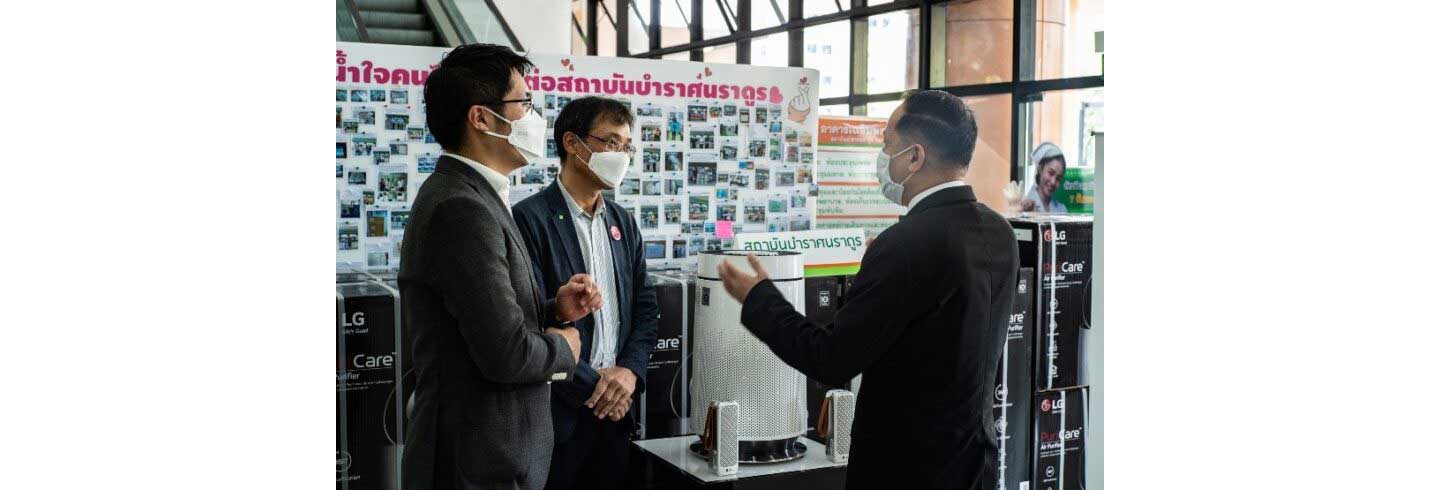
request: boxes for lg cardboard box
[993,268,1034,490]
[1032,387,1088,490]
[1009,216,1093,391]
[640,271,693,439]
[337,279,403,490]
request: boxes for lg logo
[1043,229,1067,242]
[342,311,366,327]
[1040,399,1051,412]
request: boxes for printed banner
[814,116,902,240]
[733,228,867,277]
[335,42,820,270]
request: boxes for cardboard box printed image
[1010,216,1093,391]
[1032,387,1087,490]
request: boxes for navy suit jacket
[512,181,659,442]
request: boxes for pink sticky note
[716,220,734,239]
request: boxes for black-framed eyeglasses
[491,93,537,114]
[583,134,636,155]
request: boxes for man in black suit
[399,44,602,490]
[512,97,659,490]
[716,90,1019,490]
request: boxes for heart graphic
[800,76,808,84]
[561,58,571,66]
[704,67,712,76]
[696,73,702,79]
[568,65,574,71]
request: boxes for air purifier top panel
[698,250,804,281]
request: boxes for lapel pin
[610,225,621,241]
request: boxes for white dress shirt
[443,152,512,208]
[557,181,622,370]
[907,180,969,213]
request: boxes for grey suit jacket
[398,156,578,490]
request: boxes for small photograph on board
[744,204,766,224]
[667,113,686,141]
[791,194,807,209]
[768,197,789,213]
[720,123,738,137]
[802,151,814,164]
[339,197,361,219]
[797,166,813,184]
[665,178,683,195]
[672,239,688,259]
[338,223,359,250]
[663,202,681,224]
[619,178,641,195]
[739,108,750,123]
[688,161,717,186]
[770,108,782,121]
[689,236,704,253]
[768,138,782,160]
[391,142,408,156]
[709,106,721,119]
[748,140,766,158]
[357,108,376,125]
[640,205,659,229]
[337,142,348,159]
[385,114,410,131]
[557,96,573,110]
[731,173,750,187]
[337,163,343,178]
[390,209,410,233]
[755,168,770,190]
[717,204,736,222]
[369,89,386,102]
[407,127,425,141]
[347,168,367,186]
[379,170,408,202]
[417,154,437,173]
[337,89,347,101]
[638,105,664,118]
[690,130,714,150]
[522,166,546,185]
[641,124,662,142]
[715,188,731,201]
[790,217,811,231]
[770,121,782,133]
[342,121,359,134]
[353,135,376,156]
[363,190,375,205]
[546,139,558,159]
[373,150,391,164]
[390,90,408,104]
[705,238,722,252]
[665,151,683,171]
[786,145,800,163]
[367,247,389,268]
[723,104,737,117]
[737,160,754,171]
[687,105,708,122]
[367,209,388,237]
[644,239,667,260]
[778,171,795,187]
[688,195,710,221]
[717,173,732,186]
[350,90,367,102]
[643,179,662,196]
[545,94,556,110]
[755,107,768,124]
[720,145,737,160]
[643,148,661,172]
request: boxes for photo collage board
[336,43,820,271]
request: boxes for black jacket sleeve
[425,198,576,384]
[738,234,927,387]
[616,222,659,394]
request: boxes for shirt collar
[556,178,602,220]
[443,151,511,205]
[906,180,968,213]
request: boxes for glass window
[707,42,737,64]
[1034,0,1104,80]
[804,0,850,18]
[820,104,849,116]
[703,0,733,39]
[865,100,901,118]
[866,9,919,94]
[753,0,788,30]
[959,94,1013,212]
[571,1,589,54]
[595,0,618,56]
[626,0,656,54]
[662,51,690,61]
[660,0,693,48]
[930,0,1013,86]
[751,31,789,67]
[804,21,851,99]
[1020,87,1102,212]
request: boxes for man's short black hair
[553,96,634,164]
[423,43,533,151]
[895,90,979,170]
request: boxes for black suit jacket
[398,156,578,490]
[511,181,659,443]
[739,185,1019,490]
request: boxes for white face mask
[876,144,919,205]
[576,137,631,189]
[482,106,546,161]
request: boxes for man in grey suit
[399,44,602,490]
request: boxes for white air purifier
[691,250,808,463]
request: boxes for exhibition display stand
[631,436,846,489]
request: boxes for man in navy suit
[512,96,659,490]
